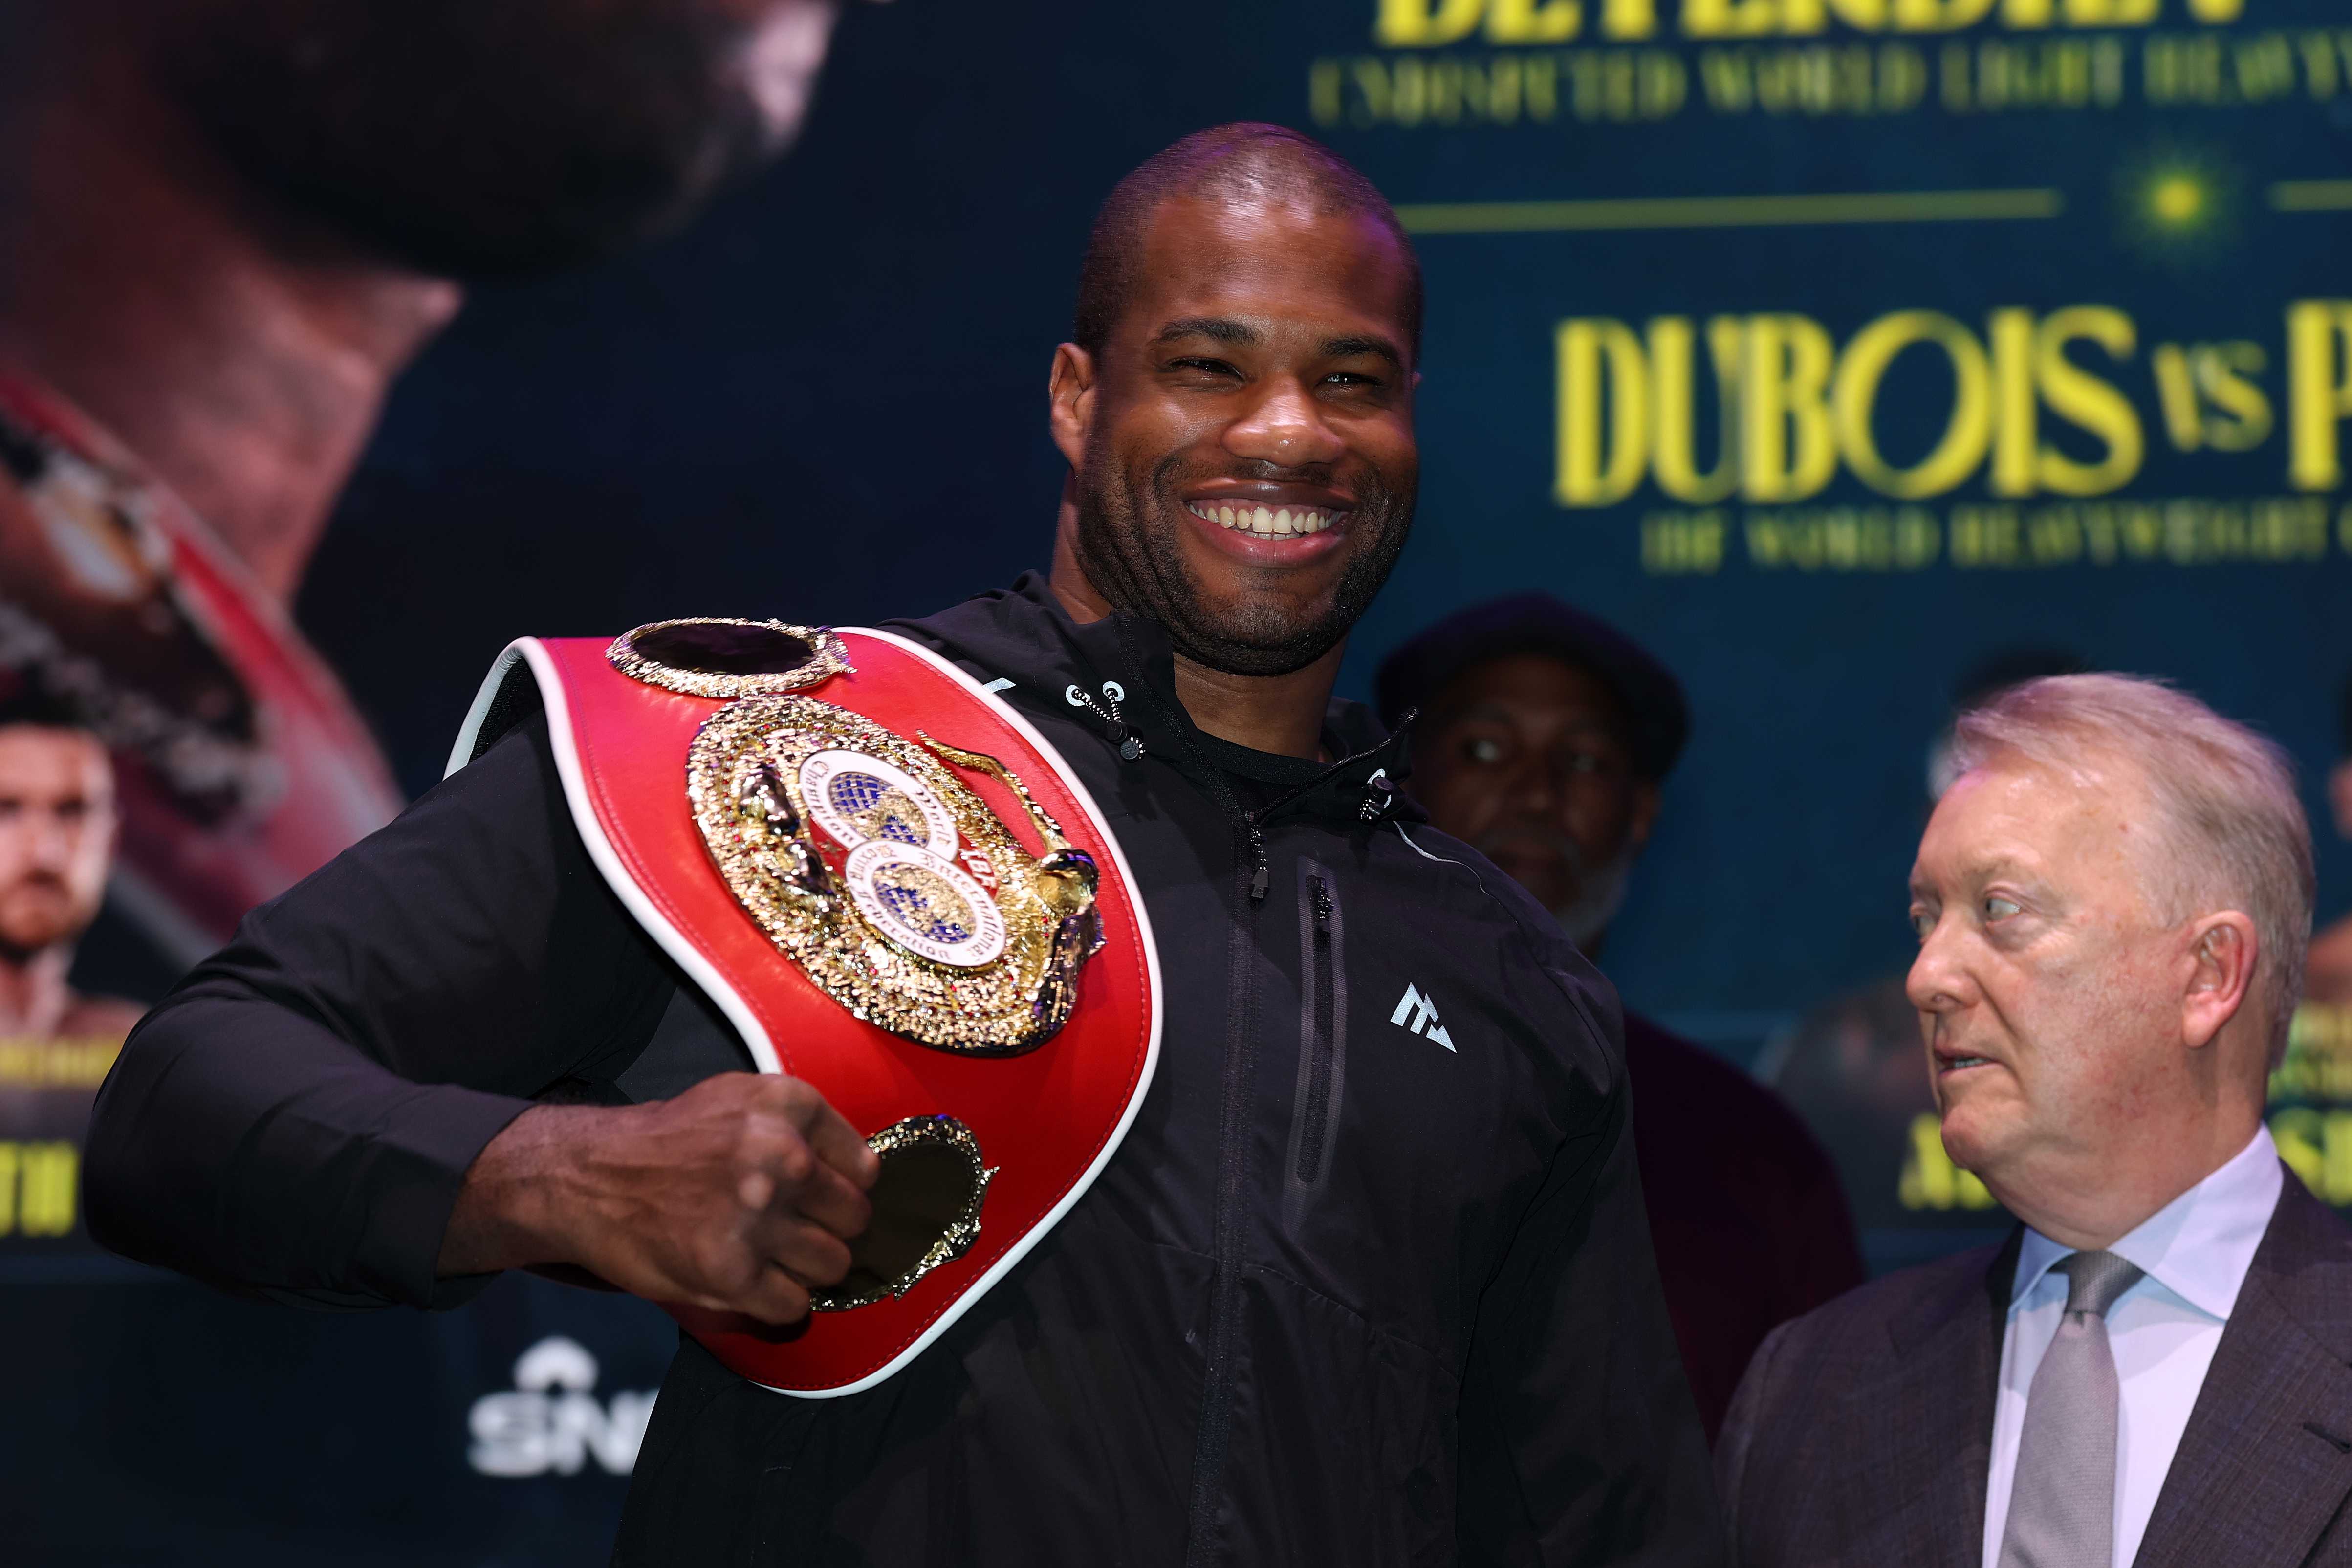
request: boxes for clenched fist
[440,1072,882,1325]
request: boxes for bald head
[1072,123,1422,363]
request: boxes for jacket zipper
[1182,815,1262,1567]
[1090,619,1372,1562]
[1097,620,1260,1567]
[1295,875,1339,1184]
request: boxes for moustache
[1153,452,1385,512]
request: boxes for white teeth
[1188,501,1341,537]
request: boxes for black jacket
[87,576,1720,1566]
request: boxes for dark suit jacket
[1716,1169,2352,1568]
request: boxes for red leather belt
[450,619,1160,1397]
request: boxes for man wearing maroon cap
[1379,593,1863,1440]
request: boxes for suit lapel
[2133,1176,2352,1568]
[1849,1230,2021,1568]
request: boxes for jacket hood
[882,573,1421,829]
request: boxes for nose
[1513,754,1562,816]
[1222,379,1346,470]
[25,814,72,872]
[1905,915,1973,1016]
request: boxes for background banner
[8,0,2349,1557]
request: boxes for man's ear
[1627,777,1663,855]
[2182,911,2259,1050]
[1048,343,1095,471]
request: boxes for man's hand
[439,1073,882,1325]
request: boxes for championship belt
[448,619,1160,1397]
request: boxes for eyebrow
[1147,319,1406,370]
[1150,317,1260,348]
[1911,856,2036,897]
[1320,334,1404,369]
[1449,702,1518,726]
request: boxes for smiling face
[1412,653,1656,943]
[1050,195,1419,677]
[1906,751,2209,1215]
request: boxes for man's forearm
[438,1102,601,1276]
[433,1072,880,1324]
[86,985,536,1307]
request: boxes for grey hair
[1947,673,2313,1068]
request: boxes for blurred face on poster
[157,0,852,274]
[0,0,868,971]
[0,724,115,964]
[1049,197,1421,677]
[1905,749,2259,1235]
[1412,653,1657,949]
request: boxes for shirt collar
[2010,1124,2282,1321]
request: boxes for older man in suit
[1718,673,2352,1568]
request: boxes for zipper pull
[1311,876,1333,933]
[1247,822,1270,903]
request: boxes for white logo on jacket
[1391,984,1455,1051]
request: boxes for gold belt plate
[686,694,1105,1054]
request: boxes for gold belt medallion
[613,617,1106,1056]
[687,697,1106,1053]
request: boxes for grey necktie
[1996,1249,2147,1568]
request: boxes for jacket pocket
[1283,858,1347,1233]
[1222,1268,1457,1568]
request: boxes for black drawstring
[1231,714,1414,903]
[1086,622,1403,906]
[1243,710,1416,838]
[1359,708,1415,823]
[1096,622,1276,903]
[1064,681,1145,762]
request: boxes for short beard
[156,0,817,278]
[1477,828,1638,951]
[1550,838,1637,951]
[0,885,87,966]
[1071,446,1413,680]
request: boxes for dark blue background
[311,0,2352,1049]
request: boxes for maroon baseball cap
[1374,593,1690,781]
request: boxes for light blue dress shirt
[1980,1125,2284,1568]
